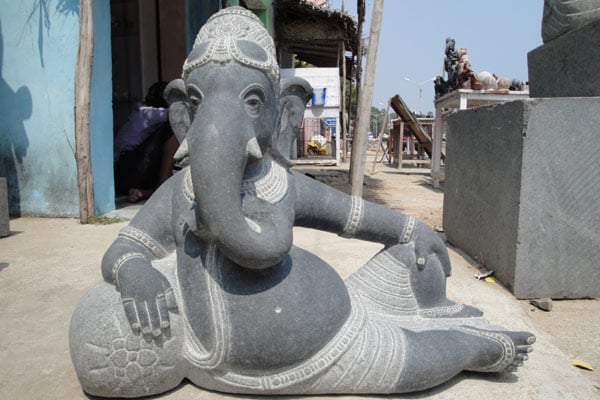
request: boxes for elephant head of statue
[164,7,312,270]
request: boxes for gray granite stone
[69,7,535,398]
[529,18,600,98]
[0,178,9,237]
[444,98,600,299]
[530,298,553,312]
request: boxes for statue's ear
[164,79,191,164]
[274,77,312,163]
[164,79,190,143]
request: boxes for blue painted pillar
[90,0,115,214]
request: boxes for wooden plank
[400,159,430,164]
[390,94,444,161]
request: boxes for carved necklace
[241,158,288,204]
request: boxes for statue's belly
[218,245,351,372]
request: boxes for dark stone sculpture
[435,37,459,98]
[69,7,534,398]
[542,0,600,43]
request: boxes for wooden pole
[348,0,365,180]
[398,120,404,167]
[75,0,95,222]
[340,42,347,162]
[350,0,384,197]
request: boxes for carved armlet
[118,226,169,258]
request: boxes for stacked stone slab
[443,18,600,299]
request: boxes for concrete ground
[1,160,599,399]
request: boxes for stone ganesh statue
[70,8,534,398]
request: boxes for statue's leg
[393,327,535,393]
[310,316,534,394]
[346,243,482,318]
[69,282,185,398]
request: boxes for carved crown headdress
[182,7,279,89]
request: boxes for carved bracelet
[400,216,416,243]
[340,196,365,238]
[112,252,147,289]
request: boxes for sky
[327,0,545,114]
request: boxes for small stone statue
[435,37,460,97]
[542,0,600,43]
[70,8,534,398]
[444,37,459,85]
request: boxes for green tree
[370,106,386,136]
[342,78,358,121]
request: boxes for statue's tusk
[246,137,263,160]
[174,138,189,162]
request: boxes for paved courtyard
[1,161,598,399]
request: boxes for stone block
[443,98,600,299]
[0,178,9,237]
[528,18,600,98]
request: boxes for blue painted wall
[0,1,114,216]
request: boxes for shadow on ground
[294,167,389,206]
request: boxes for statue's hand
[116,259,177,338]
[413,221,451,276]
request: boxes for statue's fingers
[137,300,153,336]
[122,297,141,333]
[414,243,428,270]
[145,299,162,337]
[416,256,427,270]
[435,246,452,276]
[156,293,170,330]
[164,287,178,311]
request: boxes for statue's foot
[420,302,483,319]
[455,326,535,373]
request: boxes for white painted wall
[281,68,341,163]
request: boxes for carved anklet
[454,326,515,372]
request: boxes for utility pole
[404,76,435,115]
[75,0,95,222]
[350,0,384,197]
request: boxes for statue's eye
[245,93,263,116]
[242,86,265,117]
[186,84,203,107]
